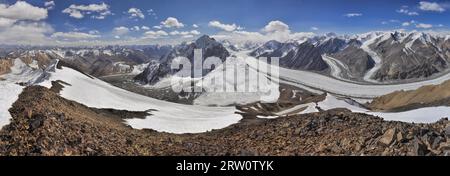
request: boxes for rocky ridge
[1,86,449,156]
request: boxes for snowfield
[194,56,279,106]
[278,94,450,123]
[0,83,22,128]
[0,59,49,128]
[39,63,242,134]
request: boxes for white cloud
[160,17,184,28]
[262,20,289,33]
[88,30,100,35]
[208,20,242,32]
[190,30,200,35]
[419,1,445,12]
[344,13,363,17]
[192,24,199,28]
[0,17,16,28]
[213,20,314,44]
[147,9,158,19]
[130,26,140,31]
[141,26,150,30]
[311,27,319,31]
[0,1,48,21]
[0,2,53,45]
[153,25,162,29]
[0,22,54,45]
[182,35,194,38]
[51,32,100,40]
[416,23,433,29]
[112,26,130,35]
[397,7,419,16]
[44,1,55,10]
[63,3,111,19]
[143,30,169,39]
[169,30,201,36]
[402,20,417,26]
[128,8,145,19]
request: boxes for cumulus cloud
[192,24,199,28]
[51,32,100,40]
[143,30,169,39]
[160,17,184,28]
[0,17,16,28]
[208,20,243,32]
[213,20,314,44]
[128,8,145,19]
[344,13,363,17]
[130,26,141,31]
[0,22,54,45]
[0,2,54,45]
[416,23,433,29]
[112,26,130,35]
[419,1,445,12]
[141,26,150,30]
[44,1,55,10]
[311,27,319,31]
[62,3,111,19]
[0,1,48,21]
[169,30,201,37]
[262,20,289,33]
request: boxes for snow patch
[40,64,242,134]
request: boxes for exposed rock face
[2,46,172,77]
[331,45,374,78]
[369,79,450,111]
[55,47,169,77]
[134,35,230,85]
[0,59,13,75]
[369,32,449,81]
[250,40,329,71]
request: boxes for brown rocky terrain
[1,86,450,156]
[0,59,13,76]
[369,80,450,111]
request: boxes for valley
[1,31,450,156]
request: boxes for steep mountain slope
[251,31,450,83]
[3,46,171,78]
[369,79,450,111]
[250,40,329,71]
[134,35,230,85]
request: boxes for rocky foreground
[1,86,450,156]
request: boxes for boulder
[379,128,397,146]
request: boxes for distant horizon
[1,0,450,46]
[1,30,449,48]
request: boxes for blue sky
[0,0,450,45]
